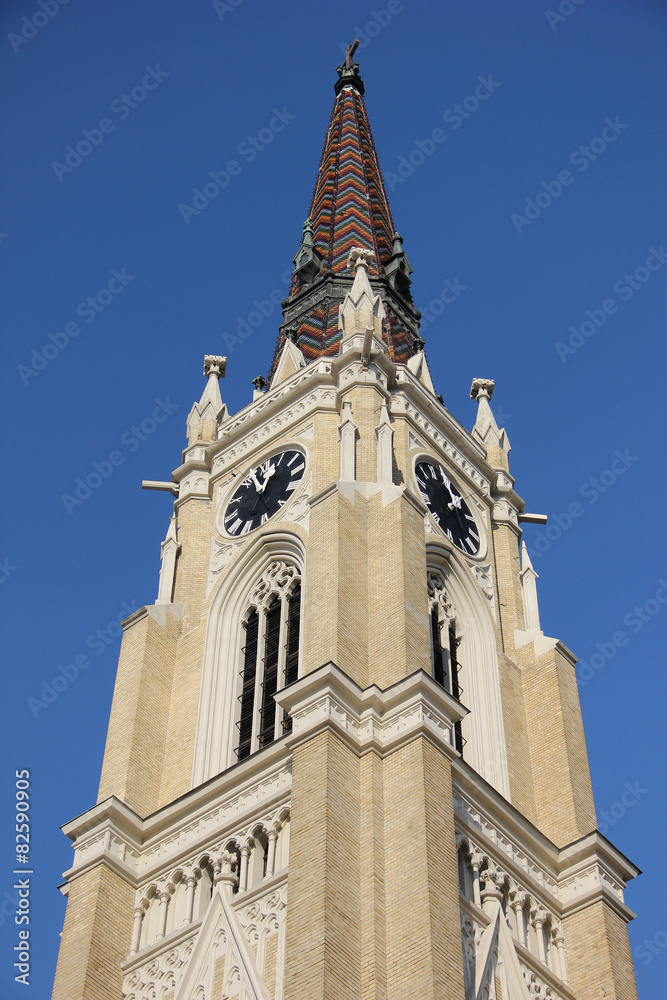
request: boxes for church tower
[52,50,640,1000]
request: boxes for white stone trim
[192,530,306,785]
[275,661,466,758]
[427,541,510,798]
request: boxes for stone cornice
[394,365,487,464]
[275,662,467,758]
[453,762,640,922]
[60,743,293,886]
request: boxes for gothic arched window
[237,561,301,761]
[427,570,464,755]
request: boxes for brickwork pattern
[98,608,181,813]
[52,865,133,1000]
[491,521,524,654]
[367,489,430,689]
[496,650,537,824]
[563,901,639,1000]
[359,751,387,1000]
[521,643,596,845]
[284,730,362,999]
[383,738,467,998]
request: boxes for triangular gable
[474,905,531,1000]
[272,337,306,387]
[406,350,435,394]
[174,885,270,1000]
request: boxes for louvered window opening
[237,584,301,761]
[430,607,466,758]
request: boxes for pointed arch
[192,530,306,786]
[426,540,510,799]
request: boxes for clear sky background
[1,1,665,996]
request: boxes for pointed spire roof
[268,51,421,383]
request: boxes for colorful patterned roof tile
[268,59,421,383]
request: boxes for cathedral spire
[269,51,421,384]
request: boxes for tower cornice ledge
[275,661,468,759]
[453,760,640,924]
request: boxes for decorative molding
[275,662,467,759]
[207,537,239,596]
[275,473,311,529]
[472,563,495,616]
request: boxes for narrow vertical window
[238,610,259,761]
[427,569,465,758]
[259,598,281,748]
[235,562,301,760]
[431,606,445,687]
[282,582,301,735]
[449,620,464,756]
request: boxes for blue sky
[1,1,666,995]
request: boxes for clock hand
[259,463,276,492]
[248,468,263,492]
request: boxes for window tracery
[237,561,301,761]
[427,569,464,754]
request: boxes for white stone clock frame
[215,445,308,540]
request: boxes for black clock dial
[223,450,306,537]
[415,461,480,555]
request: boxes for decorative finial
[412,334,426,352]
[203,355,226,380]
[470,377,495,402]
[335,41,365,95]
[347,246,374,273]
[251,375,267,391]
[284,326,298,342]
[293,216,323,284]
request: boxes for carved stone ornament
[250,561,300,609]
[276,473,311,529]
[473,563,494,601]
[207,537,238,596]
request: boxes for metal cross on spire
[343,39,360,69]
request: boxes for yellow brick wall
[367,490,431,689]
[98,607,181,813]
[359,751,386,1000]
[283,730,361,999]
[563,901,638,1000]
[521,642,596,845]
[52,865,133,1000]
[491,521,524,653]
[383,738,467,998]
[496,650,537,824]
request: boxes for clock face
[415,460,481,555]
[223,450,306,537]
